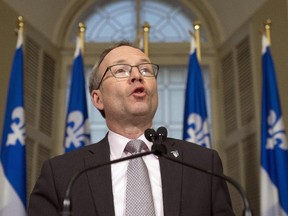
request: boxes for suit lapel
[84,136,115,216]
[160,139,183,216]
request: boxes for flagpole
[193,21,201,63]
[78,22,86,54]
[135,0,141,46]
[16,16,24,49]
[264,19,272,45]
[136,30,143,48]
[142,22,150,56]
[64,22,90,153]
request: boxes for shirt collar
[108,130,153,160]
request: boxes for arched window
[70,0,207,43]
[66,0,211,143]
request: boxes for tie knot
[126,139,146,154]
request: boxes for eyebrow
[111,58,150,65]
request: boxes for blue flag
[0,29,27,215]
[183,37,211,148]
[64,37,90,152]
[260,35,288,216]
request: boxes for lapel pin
[170,150,179,158]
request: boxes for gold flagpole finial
[264,19,272,45]
[16,16,24,35]
[142,22,150,56]
[193,21,201,63]
[78,22,86,54]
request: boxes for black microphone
[145,127,167,155]
[144,128,157,143]
[156,126,168,143]
[149,126,252,216]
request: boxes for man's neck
[106,121,152,140]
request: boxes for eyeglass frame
[96,63,160,89]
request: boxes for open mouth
[134,87,145,93]
[132,87,146,97]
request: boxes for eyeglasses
[96,63,159,89]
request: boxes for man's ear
[91,90,104,111]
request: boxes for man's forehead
[107,45,144,58]
[100,45,148,66]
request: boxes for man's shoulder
[164,137,221,168]
[166,137,214,153]
[48,136,108,166]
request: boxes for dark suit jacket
[28,135,235,216]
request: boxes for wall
[216,0,288,214]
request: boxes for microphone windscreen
[157,127,168,139]
[144,128,156,141]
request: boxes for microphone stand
[145,127,252,216]
[61,150,155,216]
[150,127,252,216]
[161,154,252,216]
[61,127,253,216]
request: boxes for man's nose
[129,66,143,82]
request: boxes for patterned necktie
[125,139,156,216]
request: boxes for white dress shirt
[108,130,164,216]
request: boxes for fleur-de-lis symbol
[6,107,26,146]
[265,110,288,150]
[65,111,90,149]
[186,113,210,147]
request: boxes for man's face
[91,46,158,124]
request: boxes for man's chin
[129,102,157,118]
[130,108,152,117]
